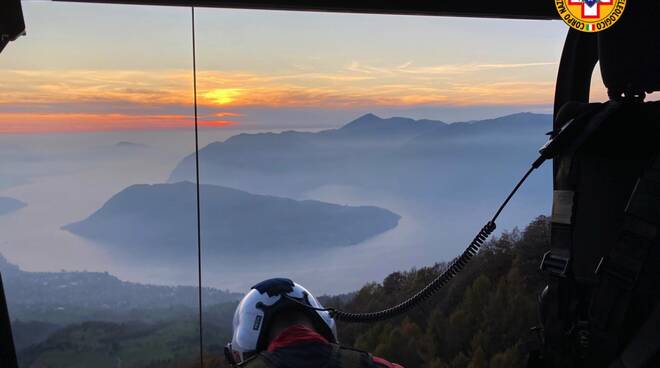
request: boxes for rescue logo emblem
[555,0,626,33]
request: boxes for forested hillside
[330,216,549,368]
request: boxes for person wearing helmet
[225,278,404,368]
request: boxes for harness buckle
[540,250,570,278]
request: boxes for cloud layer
[0,61,558,133]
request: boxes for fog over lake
[0,113,552,295]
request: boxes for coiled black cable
[287,165,538,323]
[329,220,496,322]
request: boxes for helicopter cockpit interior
[2,1,660,367]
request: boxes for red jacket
[267,325,404,368]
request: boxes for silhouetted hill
[168,113,551,200]
[115,141,148,149]
[64,182,400,260]
[0,196,26,215]
[403,112,550,149]
[0,253,240,324]
[168,113,445,182]
[389,112,552,198]
[331,113,444,140]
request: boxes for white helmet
[225,278,338,365]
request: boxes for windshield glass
[1,3,565,367]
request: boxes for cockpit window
[1,3,565,367]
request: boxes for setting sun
[202,88,243,105]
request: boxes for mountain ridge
[167,112,552,199]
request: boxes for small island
[64,182,400,260]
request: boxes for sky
[0,1,591,134]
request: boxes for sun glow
[202,88,243,105]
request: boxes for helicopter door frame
[0,274,18,368]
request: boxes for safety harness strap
[589,157,660,362]
[542,103,615,280]
[536,102,623,367]
[609,302,660,368]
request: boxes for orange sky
[0,64,564,133]
[0,112,237,134]
[0,3,582,134]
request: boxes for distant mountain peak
[339,113,382,129]
[357,112,381,120]
[340,113,444,131]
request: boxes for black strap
[589,157,660,362]
[537,102,623,367]
[543,102,617,279]
[338,345,368,367]
[609,302,660,368]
